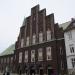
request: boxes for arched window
[46,47,52,60]
[32,34,36,44]
[26,37,29,46]
[19,52,22,63]
[31,50,35,62]
[47,29,51,41]
[21,38,24,48]
[39,32,43,43]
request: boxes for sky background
[0,0,75,53]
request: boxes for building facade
[64,19,75,75]
[14,5,67,75]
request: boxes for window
[1,58,3,64]
[71,58,75,68]
[31,50,35,62]
[4,58,6,63]
[19,52,22,63]
[21,38,24,48]
[11,57,13,63]
[61,61,64,69]
[25,51,28,62]
[39,32,43,43]
[70,44,74,53]
[26,37,29,46]
[47,29,51,41]
[46,47,52,60]
[7,57,9,63]
[68,31,72,40]
[60,47,63,55]
[38,48,43,61]
[32,34,36,44]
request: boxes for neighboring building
[62,18,75,75]
[14,5,67,75]
[0,44,15,73]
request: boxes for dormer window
[47,29,51,41]
[26,37,29,46]
[21,38,24,48]
[32,34,36,44]
[39,31,43,43]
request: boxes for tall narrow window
[70,44,74,53]
[25,51,28,62]
[7,57,9,63]
[1,59,3,64]
[60,47,63,55]
[32,34,36,44]
[47,29,51,41]
[46,47,52,60]
[61,61,64,69]
[26,37,29,46]
[21,38,24,48]
[31,50,35,62]
[68,31,72,40]
[38,48,43,61]
[4,58,6,63]
[71,58,75,68]
[11,57,13,63]
[19,52,22,63]
[39,32,43,43]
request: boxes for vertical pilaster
[30,16,32,45]
[43,9,46,42]
[24,19,27,46]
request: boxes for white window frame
[47,30,51,41]
[25,51,28,63]
[38,48,43,61]
[26,37,29,46]
[39,32,43,43]
[31,50,35,62]
[11,57,13,63]
[21,38,24,48]
[32,34,36,44]
[68,31,72,40]
[19,52,22,63]
[60,47,63,55]
[46,47,52,60]
[70,44,74,53]
[71,58,75,68]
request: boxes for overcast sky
[0,0,75,53]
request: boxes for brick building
[14,5,67,75]
[0,5,67,75]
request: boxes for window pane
[38,48,43,61]
[46,47,52,60]
[25,51,28,62]
[19,52,22,63]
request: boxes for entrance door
[48,69,53,75]
[39,69,43,75]
[30,70,35,75]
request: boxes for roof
[59,21,71,30]
[0,44,15,56]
